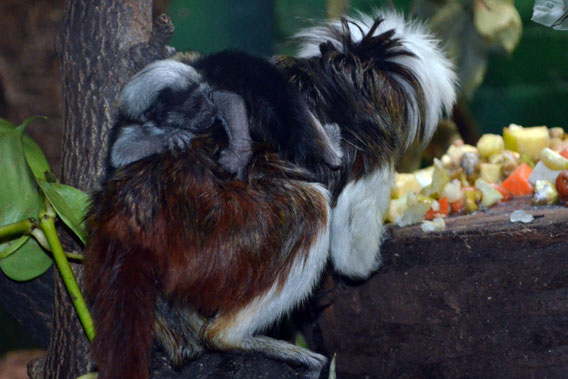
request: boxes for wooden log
[314,198,568,378]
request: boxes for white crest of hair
[295,9,457,149]
[330,165,394,279]
[119,59,202,120]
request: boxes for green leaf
[0,237,52,281]
[38,180,89,244]
[0,235,30,259]
[0,117,52,181]
[23,134,52,182]
[0,117,15,133]
[0,125,45,245]
[21,116,52,181]
[0,122,52,279]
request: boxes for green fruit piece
[475,178,503,208]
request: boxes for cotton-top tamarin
[84,9,456,379]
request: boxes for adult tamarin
[276,10,457,279]
[84,9,456,379]
[87,46,339,379]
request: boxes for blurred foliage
[168,0,275,56]
[413,0,522,99]
[471,1,568,134]
[167,0,567,135]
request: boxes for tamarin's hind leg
[199,218,331,378]
[154,297,205,366]
[201,315,327,379]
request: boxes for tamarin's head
[119,59,218,132]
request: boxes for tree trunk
[32,1,174,377]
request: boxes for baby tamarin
[84,9,456,379]
[109,50,342,179]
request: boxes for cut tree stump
[313,197,568,378]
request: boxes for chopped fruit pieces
[425,197,449,220]
[392,173,421,199]
[387,124,568,228]
[421,217,446,232]
[450,199,465,213]
[463,187,481,212]
[528,161,562,186]
[539,147,568,170]
[556,170,568,202]
[501,163,534,195]
[421,159,450,199]
[479,163,502,183]
[477,134,504,158]
[490,183,512,202]
[442,179,463,203]
[532,180,558,205]
[519,153,535,169]
[503,124,550,161]
[475,179,504,207]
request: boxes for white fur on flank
[205,183,330,374]
[330,166,394,279]
[119,59,201,120]
[218,183,331,339]
[296,9,457,149]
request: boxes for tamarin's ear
[308,111,343,169]
[212,91,252,179]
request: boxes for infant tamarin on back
[108,49,342,179]
[84,10,456,379]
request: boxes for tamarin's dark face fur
[85,9,457,379]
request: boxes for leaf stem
[39,213,95,342]
[64,252,85,261]
[0,218,34,241]
[30,228,85,262]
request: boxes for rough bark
[0,0,65,175]
[35,1,175,378]
[312,197,568,378]
[0,0,171,176]
[57,0,174,191]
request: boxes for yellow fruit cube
[503,124,550,161]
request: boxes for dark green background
[471,1,568,134]
[168,0,567,135]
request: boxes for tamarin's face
[180,85,218,131]
[145,83,219,133]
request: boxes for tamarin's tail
[84,217,158,379]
